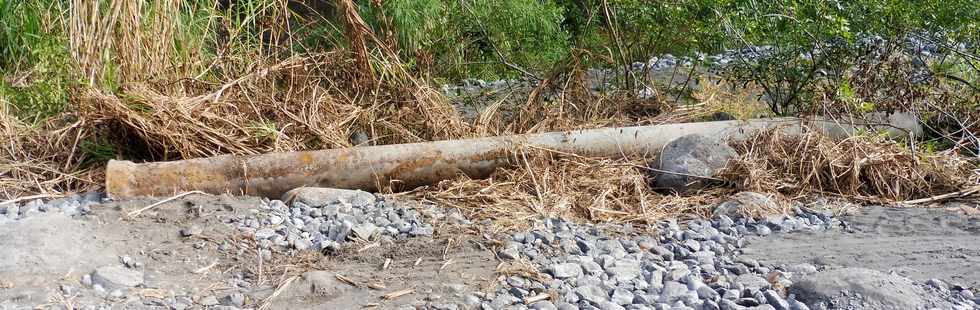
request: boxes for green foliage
[79,139,117,166]
[343,0,977,89]
[0,0,59,68]
[355,0,571,79]
[1,0,977,122]
[248,120,279,140]
[0,0,72,123]
[703,0,977,114]
[0,68,72,124]
[378,0,446,54]
[457,0,570,78]
[156,0,291,82]
[599,0,729,55]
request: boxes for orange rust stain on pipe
[298,152,315,166]
[387,155,440,182]
[466,148,513,163]
[297,152,318,177]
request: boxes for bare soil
[0,195,498,309]
[741,204,980,288]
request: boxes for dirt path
[741,205,980,288]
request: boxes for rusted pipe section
[106,117,916,199]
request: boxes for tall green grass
[0,0,71,124]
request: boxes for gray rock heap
[0,192,101,223]
[473,197,841,310]
[228,187,441,254]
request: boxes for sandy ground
[261,236,498,309]
[741,205,980,288]
[0,195,498,309]
[0,195,264,308]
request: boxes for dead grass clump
[76,50,468,160]
[66,0,469,161]
[495,257,549,283]
[0,103,100,199]
[690,78,774,120]
[407,147,724,230]
[723,128,979,201]
[77,54,356,159]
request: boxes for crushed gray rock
[714,192,781,218]
[548,263,584,279]
[351,222,379,240]
[0,193,101,223]
[498,247,521,260]
[228,193,448,252]
[465,201,974,310]
[530,300,559,310]
[282,187,375,207]
[199,295,219,306]
[575,285,609,304]
[4,185,975,310]
[220,293,246,307]
[180,225,203,237]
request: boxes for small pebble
[180,225,203,237]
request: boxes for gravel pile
[462,195,978,310]
[0,192,101,223]
[468,198,839,310]
[929,280,980,310]
[227,192,459,256]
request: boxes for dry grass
[5,0,476,198]
[0,103,100,199]
[495,257,549,283]
[723,127,979,202]
[404,125,978,230]
[75,53,468,157]
[77,54,360,158]
[690,78,774,120]
[63,0,469,161]
[405,147,725,230]
[508,54,672,133]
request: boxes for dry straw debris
[64,0,469,161]
[495,257,549,283]
[405,147,724,230]
[722,127,979,202]
[405,127,978,230]
[0,103,100,199]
